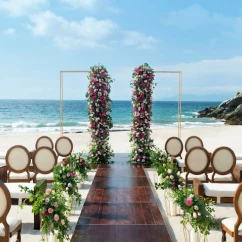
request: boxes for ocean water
[0,99,224,136]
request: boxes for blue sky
[0,0,242,101]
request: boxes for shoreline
[1,126,242,156]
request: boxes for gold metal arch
[59,70,182,137]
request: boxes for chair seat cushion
[236,160,242,167]
[9,171,35,180]
[176,158,185,168]
[222,217,242,235]
[208,173,233,182]
[203,183,238,197]
[236,154,242,160]
[5,183,35,199]
[180,172,207,181]
[0,216,22,236]
[36,173,54,181]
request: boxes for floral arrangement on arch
[67,152,90,182]
[20,182,72,242]
[53,164,82,205]
[86,65,114,164]
[173,188,219,237]
[129,63,155,165]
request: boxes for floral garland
[86,65,114,164]
[130,63,155,165]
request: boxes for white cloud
[3,28,16,35]
[59,0,121,13]
[160,4,233,30]
[155,56,242,96]
[28,11,156,49]
[0,0,48,17]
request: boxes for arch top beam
[154,70,181,74]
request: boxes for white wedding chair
[0,180,22,242]
[222,182,242,241]
[208,146,236,183]
[6,145,35,183]
[165,137,183,160]
[180,147,210,187]
[33,147,57,183]
[55,136,73,163]
[35,136,54,149]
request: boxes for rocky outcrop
[197,94,242,125]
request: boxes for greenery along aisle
[86,65,114,164]
[130,63,155,165]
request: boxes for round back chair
[185,147,210,175]
[209,146,236,183]
[35,136,54,149]
[6,145,32,182]
[55,136,73,157]
[33,147,57,174]
[0,180,22,241]
[221,182,242,241]
[185,136,203,152]
[165,137,183,158]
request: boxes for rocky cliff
[197,94,242,125]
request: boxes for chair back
[55,136,73,157]
[234,182,242,231]
[185,147,210,175]
[211,146,236,175]
[6,145,31,173]
[0,180,11,239]
[185,136,203,152]
[35,136,54,149]
[33,147,57,174]
[165,137,183,158]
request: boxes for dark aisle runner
[72,159,172,242]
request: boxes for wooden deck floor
[72,160,172,242]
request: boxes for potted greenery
[173,188,219,242]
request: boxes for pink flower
[54,214,59,221]
[90,154,94,157]
[193,212,198,218]
[61,219,65,225]
[185,197,192,206]
[194,205,199,210]
[68,183,72,187]
[67,173,70,177]
[167,169,172,174]
[170,175,174,179]
[163,164,166,167]
[136,68,141,74]
[45,198,50,203]
[48,208,53,214]
[45,189,51,195]
[54,202,58,208]
[171,182,175,187]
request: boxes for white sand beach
[2,126,242,242]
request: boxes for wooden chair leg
[222,229,226,242]
[16,229,21,242]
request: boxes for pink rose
[48,208,53,214]
[185,197,192,206]
[193,212,198,218]
[61,219,65,225]
[45,189,51,195]
[67,173,70,177]
[68,183,72,187]
[170,175,174,179]
[167,169,172,174]
[45,198,50,203]
[136,68,141,74]
[54,214,59,221]
[194,205,199,210]
[171,182,175,187]
[54,202,58,208]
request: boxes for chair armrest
[233,165,242,182]
[193,178,205,197]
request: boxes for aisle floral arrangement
[53,164,82,205]
[173,188,219,237]
[20,182,72,242]
[67,152,90,182]
[86,65,114,164]
[129,63,155,165]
